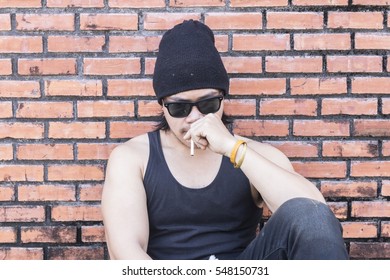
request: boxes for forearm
[235,145,325,212]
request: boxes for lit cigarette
[190,139,194,156]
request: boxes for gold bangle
[234,142,247,169]
[230,140,246,165]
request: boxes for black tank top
[144,130,261,260]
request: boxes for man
[102,20,348,260]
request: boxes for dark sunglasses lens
[167,103,192,118]
[197,97,221,114]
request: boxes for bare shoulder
[237,135,295,172]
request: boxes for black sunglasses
[163,96,224,118]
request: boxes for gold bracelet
[230,140,245,165]
[234,142,247,169]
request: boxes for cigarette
[190,139,194,156]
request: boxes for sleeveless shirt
[143,130,261,260]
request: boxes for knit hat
[153,20,229,104]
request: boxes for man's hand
[183,113,237,157]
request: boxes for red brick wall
[0,0,389,260]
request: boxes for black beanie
[153,20,229,104]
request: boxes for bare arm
[184,113,325,213]
[101,144,151,260]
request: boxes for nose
[185,105,203,123]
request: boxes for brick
[350,242,390,259]
[48,122,106,139]
[16,101,73,119]
[0,144,13,161]
[18,184,76,201]
[321,180,377,198]
[48,36,105,53]
[0,102,12,118]
[81,226,105,242]
[52,205,102,221]
[260,98,317,116]
[352,201,390,217]
[109,36,160,53]
[170,0,224,6]
[16,14,74,31]
[18,58,77,76]
[382,180,390,196]
[322,141,378,158]
[137,100,162,117]
[45,80,102,97]
[0,206,45,222]
[0,59,12,75]
[80,13,138,30]
[382,221,390,237]
[230,78,286,96]
[384,99,390,115]
[107,79,154,97]
[77,101,134,118]
[0,0,41,8]
[144,13,201,30]
[293,0,348,5]
[384,142,390,157]
[0,185,14,201]
[233,34,290,51]
[0,227,17,242]
[222,57,262,74]
[0,248,43,260]
[293,120,350,137]
[328,12,383,29]
[352,77,390,94]
[0,165,44,182]
[79,184,103,201]
[21,227,77,243]
[266,56,322,73]
[327,55,382,73]
[292,161,347,178]
[353,0,390,5]
[17,144,74,160]
[321,98,377,116]
[83,58,140,75]
[231,0,288,6]
[0,14,10,30]
[110,121,157,138]
[266,141,319,158]
[205,13,262,30]
[354,120,390,137]
[0,36,42,53]
[342,222,378,238]
[109,0,165,8]
[0,123,44,139]
[267,12,323,30]
[294,33,350,50]
[291,77,347,95]
[77,143,117,160]
[47,0,104,7]
[351,161,390,177]
[355,33,390,50]
[233,120,289,137]
[327,202,348,219]
[48,164,104,181]
[224,99,256,117]
[48,246,104,260]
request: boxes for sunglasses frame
[163,95,224,118]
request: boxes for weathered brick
[47,0,104,7]
[79,184,103,201]
[322,141,378,158]
[260,98,317,116]
[0,36,42,53]
[322,98,377,115]
[293,120,350,137]
[351,161,390,177]
[0,0,41,8]
[21,226,77,243]
[109,36,160,53]
[266,141,319,158]
[233,34,290,51]
[83,58,140,75]
[0,59,12,75]
[0,102,12,118]
[291,77,347,95]
[231,0,288,6]
[137,100,162,117]
[266,56,323,73]
[224,99,256,117]
[110,0,165,8]
[77,143,117,160]
[0,185,14,201]
[80,13,138,30]
[352,77,390,94]
[230,78,286,95]
[352,201,390,218]
[17,144,74,160]
[0,248,43,260]
[0,165,44,182]
[51,205,102,221]
[355,33,390,50]
[144,13,201,30]
[294,33,351,50]
[328,202,348,219]
[382,221,390,237]
[45,80,102,97]
[0,227,17,242]
[16,101,74,119]
[293,0,348,5]
[18,184,76,201]
[205,13,262,30]
[222,57,262,74]
[77,101,134,118]
[170,0,225,7]
[48,36,105,53]
[292,161,347,179]
[328,12,383,29]
[107,79,154,97]
[267,12,324,30]
[321,180,377,198]
[384,142,390,157]
[353,0,390,5]
[48,246,104,260]
[16,14,75,31]
[383,98,390,115]
[354,120,390,137]
[233,120,289,137]
[18,58,77,76]
[327,55,382,73]
[47,164,104,181]
[0,123,44,139]
[110,121,157,138]
[0,206,45,222]
[48,122,106,139]
[81,226,105,242]
[342,222,378,238]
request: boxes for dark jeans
[237,197,349,260]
